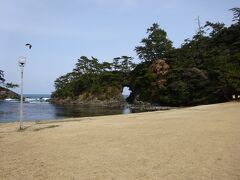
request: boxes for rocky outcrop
[50,88,127,107]
[0,86,20,100]
[51,60,171,107]
[50,97,126,107]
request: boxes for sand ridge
[0,102,240,179]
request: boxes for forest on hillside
[51,8,240,106]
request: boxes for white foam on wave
[4,98,19,102]
[4,97,50,103]
[25,97,50,103]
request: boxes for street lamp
[18,56,26,130]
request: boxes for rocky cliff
[50,86,127,107]
[0,86,20,100]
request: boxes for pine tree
[135,23,173,62]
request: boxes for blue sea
[0,94,132,123]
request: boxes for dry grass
[0,102,240,180]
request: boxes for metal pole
[19,66,24,130]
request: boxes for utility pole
[18,56,26,130]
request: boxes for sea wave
[25,97,50,103]
[4,98,19,102]
[4,97,50,103]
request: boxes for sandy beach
[0,102,240,180]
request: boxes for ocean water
[0,94,132,123]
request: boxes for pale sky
[0,0,239,94]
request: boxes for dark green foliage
[0,70,5,83]
[130,13,240,106]
[230,7,240,23]
[127,61,154,102]
[177,18,239,104]
[135,23,173,62]
[5,83,19,89]
[52,56,134,100]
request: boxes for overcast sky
[0,0,239,94]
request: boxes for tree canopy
[0,70,5,84]
[0,70,19,89]
[52,56,135,101]
[230,7,240,23]
[135,23,173,62]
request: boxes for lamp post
[18,56,26,130]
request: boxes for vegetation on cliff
[52,8,240,106]
[0,70,19,99]
[51,56,135,106]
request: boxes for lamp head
[18,57,26,67]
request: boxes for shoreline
[1,101,240,179]
[0,100,176,123]
[0,101,231,125]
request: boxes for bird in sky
[25,43,32,49]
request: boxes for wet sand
[0,102,240,180]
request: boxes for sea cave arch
[121,85,133,104]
